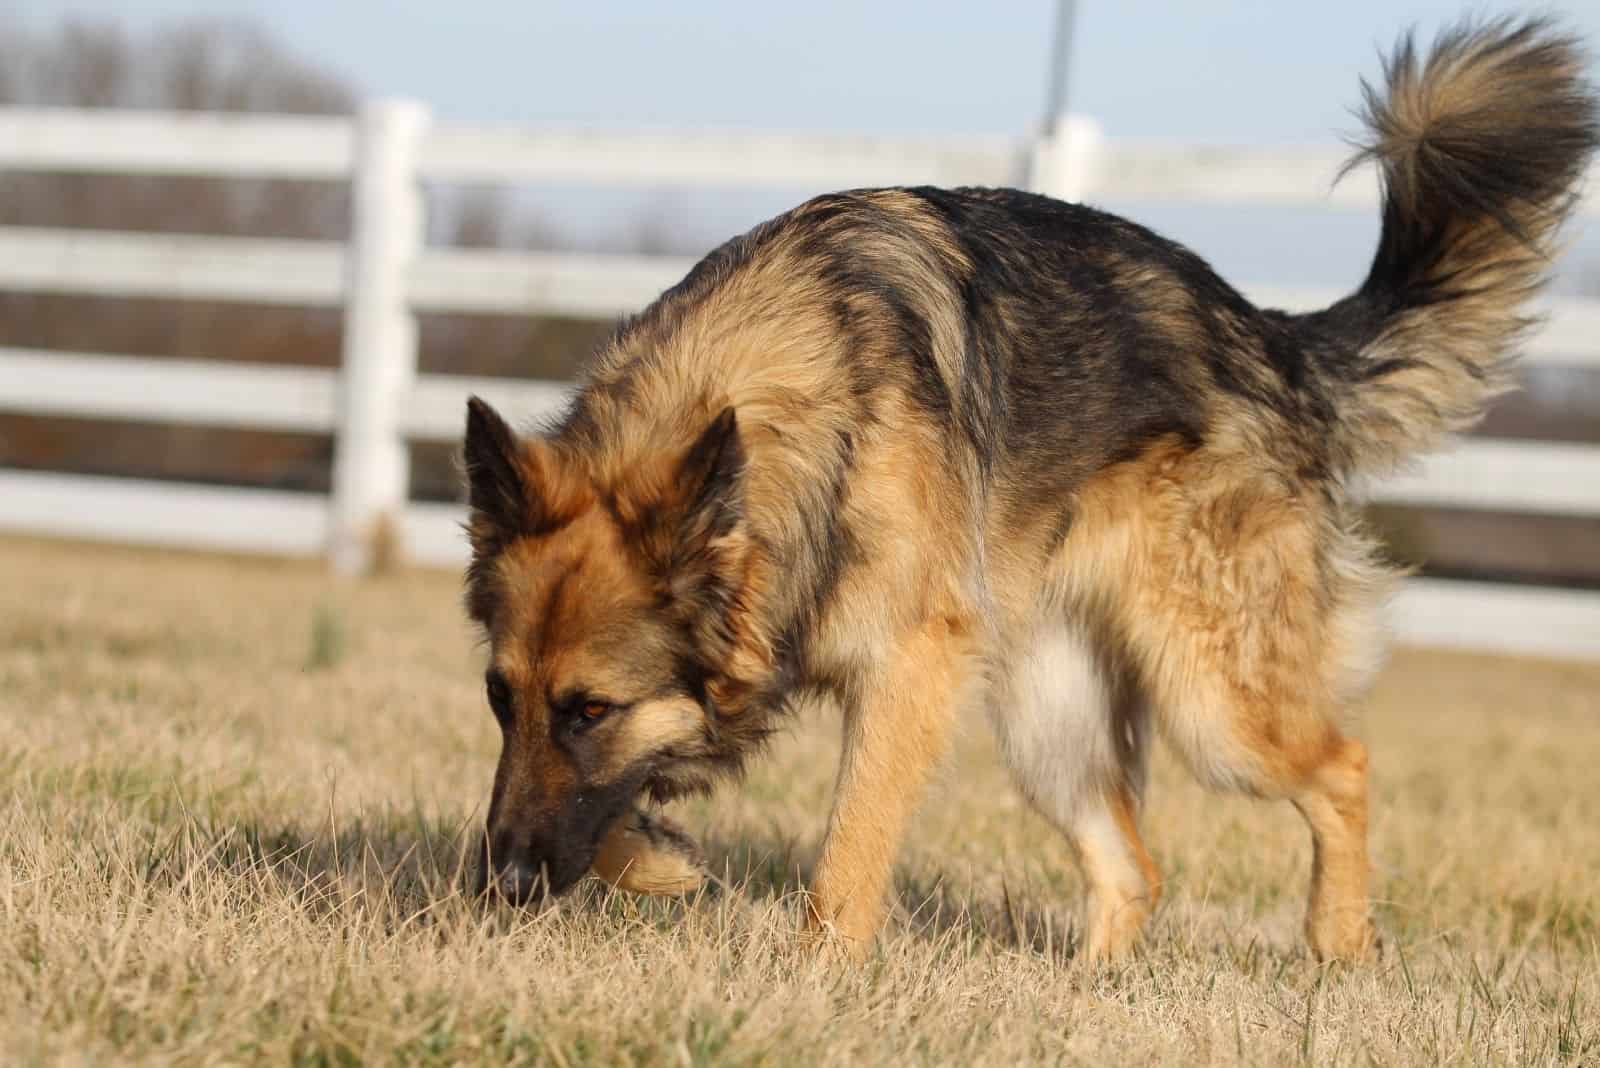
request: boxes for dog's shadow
[162,811,482,917]
[184,812,1087,962]
[697,827,1084,964]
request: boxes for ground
[2,536,1597,1066]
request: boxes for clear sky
[10,1,1600,290]
[12,0,1600,138]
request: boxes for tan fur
[464,19,1593,960]
[1043,437,1383,957]
[1070,786,1163,962]
[472,206,1390,959]
[591,809,707,896]
[806,611,978,953]
[594,697,705,782]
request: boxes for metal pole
[1041,0,1079,134]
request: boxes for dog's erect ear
[464,396,537,534]
[659,406,749,638]
[676,406,745,548]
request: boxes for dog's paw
[1308,915,1382,964]
[590,808,707,896]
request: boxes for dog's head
[461,396,762,903]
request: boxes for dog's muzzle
[477,829,591,905]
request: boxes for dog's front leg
[805,617,969,955]
[590,807,706,896]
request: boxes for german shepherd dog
[464,19,1598,961]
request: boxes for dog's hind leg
[1158,683,1376,960]
[1117,492,1382,962]
[1147,576,1380,960]
[1291,734,1373,960]
[1068,786,1161,961]
[989,621,1158,962]
[1055,442,1383,961]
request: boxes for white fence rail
[1,103,1597,657]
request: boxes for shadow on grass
[697,826,1085,964]
[102,803,488,929]
[141,812,1084,960]
[63,785,1196,966]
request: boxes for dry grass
[2,535,1597,1066]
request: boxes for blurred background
[0,1,1596,648]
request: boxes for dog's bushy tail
[1316,18,1597,474]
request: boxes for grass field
[2,535,1598,1066]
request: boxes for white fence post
[329,99,429,574]
[1029,114,1104,203]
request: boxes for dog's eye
[554,691,617,733]
[485,674,512,727]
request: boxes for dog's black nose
[489,859,545,905]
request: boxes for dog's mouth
[477,793,638,905]
[475,842,597,906]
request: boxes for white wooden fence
[1,103,1597,657]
